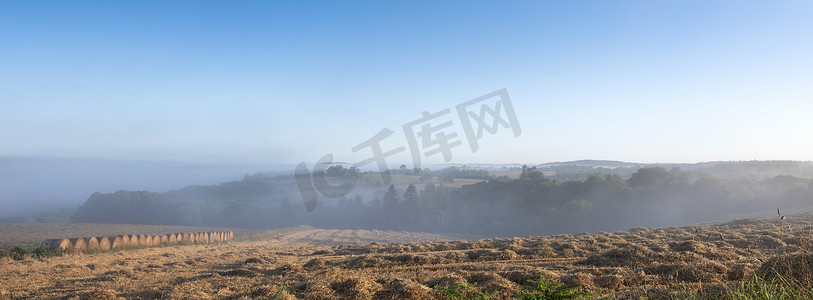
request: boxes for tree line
[70,165,813,236]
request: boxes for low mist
[0,157,292,221]
[37,160,813,238]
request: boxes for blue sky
[1,1,812,167]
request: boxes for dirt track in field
[1,214,811,299]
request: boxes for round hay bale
[97,236,111,251]
[108,236,122,249]
[181,233,191,244]
[200,232,209,244]
[70,238,87,253]
[84,237,100,251]
[207,231,215,243]
[152,234,163,245]
[228,231,234,240]
[42,238,72,251]
[138,234,150,246]
[168,233,178,244]
[129,234,140,247]
[119,235,131,247]
[129,234,141,247]
[160,234,169,244]
[194,233,203,244]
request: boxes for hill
[535,160,813,182]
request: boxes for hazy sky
[2,1,812,167]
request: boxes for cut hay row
[39,231,234,254]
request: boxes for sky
[2,1,813,168]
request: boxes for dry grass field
[1,212,811,299]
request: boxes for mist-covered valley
[6,158,812,238]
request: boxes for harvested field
[1,213,812,299]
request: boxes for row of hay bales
[41,231,234,254]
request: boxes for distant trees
[628,167,671,188]
[324,165,361,179]
[520,165,544,181]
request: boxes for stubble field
[0,212,811,299]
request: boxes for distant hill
[537,159,645,169]
[535,160,813,182]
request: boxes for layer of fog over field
[2,2,813,237]
[3,157,813,238]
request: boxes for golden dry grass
[1,213,811,299]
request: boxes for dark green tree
[520,165,544,181]
[628,167,671,188]
[383,185,399,228]
[403,184,420,228]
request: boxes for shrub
[7,246,32,260]
[33,245,64,258]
